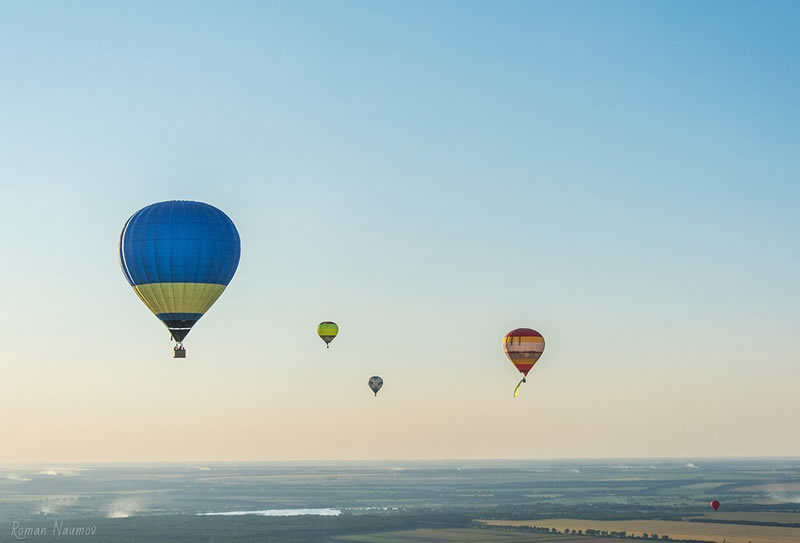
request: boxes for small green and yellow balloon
[317,321,339,349]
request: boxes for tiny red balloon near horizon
[710,500,720,511]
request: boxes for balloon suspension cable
[513,377,525,398]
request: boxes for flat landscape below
[2,459,799,542]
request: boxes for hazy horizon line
[2,455,799,467]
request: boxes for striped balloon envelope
[119,201,240,355]
[503,328,545,396]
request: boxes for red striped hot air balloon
[710,500,720,511]
[503,328,545,397]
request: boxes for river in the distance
[197,508,341,517]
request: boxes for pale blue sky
[0,1,798,462]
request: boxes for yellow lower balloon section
[132,282,227,316]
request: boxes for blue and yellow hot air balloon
[118,201,240,357]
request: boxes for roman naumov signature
[11,521,97,539]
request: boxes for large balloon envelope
[503,328,545,397]
[710,500,720,511]
[119,201,240,356]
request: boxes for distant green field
[738,483,800,493]
[692,512,800,525]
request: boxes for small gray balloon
[368,376,383,396]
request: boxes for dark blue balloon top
[119,201,241,286]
